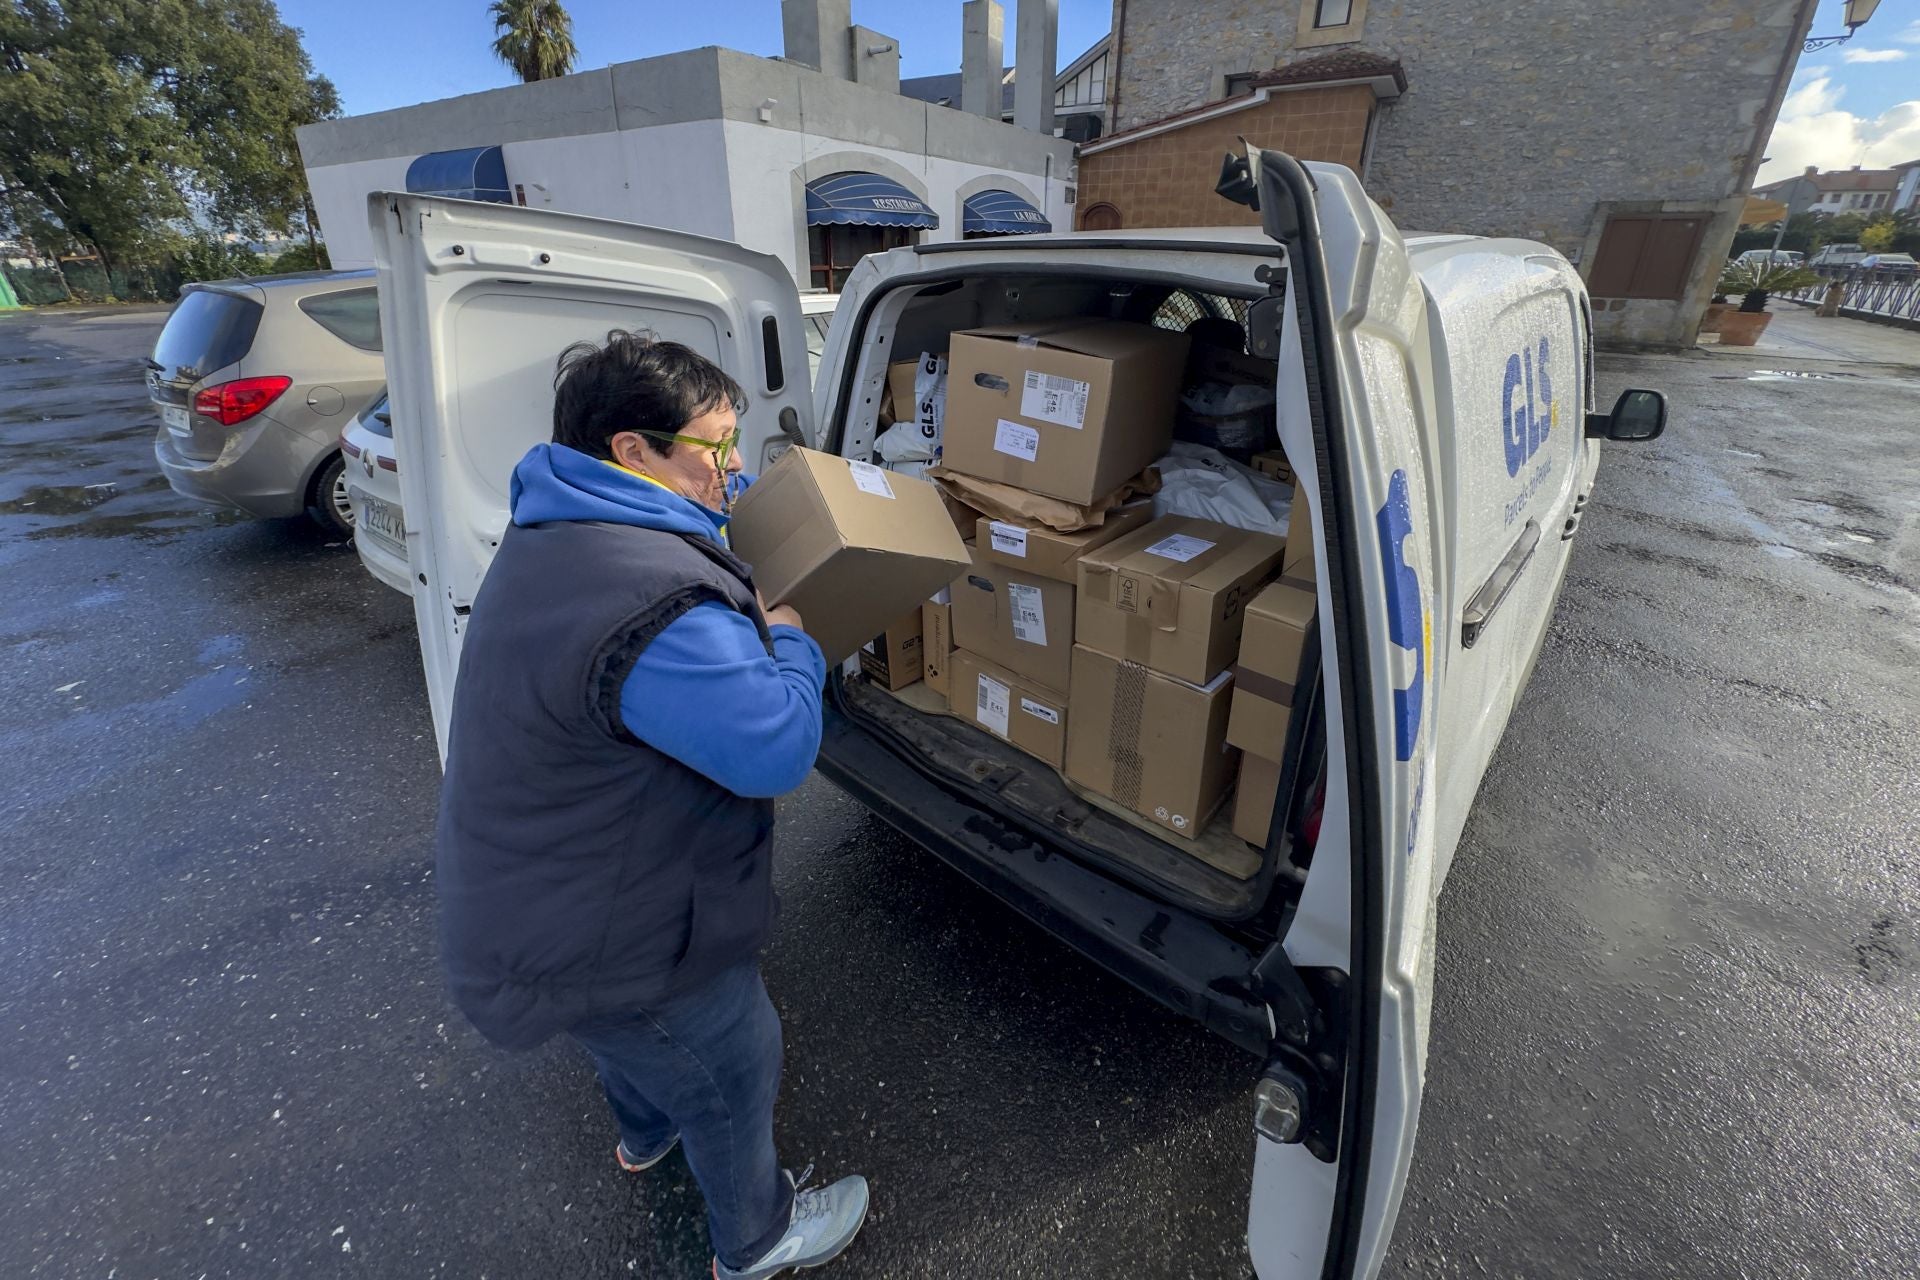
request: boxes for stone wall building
[1084,0,1830,348]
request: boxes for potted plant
[1701,286,1733,335]
[1712,261,1823,346]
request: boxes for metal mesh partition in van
[1150,290,1253,345]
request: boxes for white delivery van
[370,148,1665,1279]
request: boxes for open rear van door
[1230,151,1443,1278]
[368,194,813,756]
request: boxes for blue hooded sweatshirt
[508,442,827,798]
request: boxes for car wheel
[306,452,355,538]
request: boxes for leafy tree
[0,0,337,274]
[1822,211,1870,241]
[1858,216,1895,253]
[270,240,332,272]
[490,0,577,83]
[173,230,266,284]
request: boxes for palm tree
[489,0,578,84]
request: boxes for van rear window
[298,287,382,352]
[153,288,263,380]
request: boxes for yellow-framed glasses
[637,429,742,476]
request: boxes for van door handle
[1461,519,1540,649]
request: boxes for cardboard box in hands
[730,448,971,665]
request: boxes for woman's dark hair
[551,330,746,460]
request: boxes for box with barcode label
[948,649,1068,770]
[1075,514,1285,685]
[941,321,1189,505]
[951,542,1076,693]
[731,447,971,666]
[974,502,1153,585]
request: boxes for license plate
[350,488,406,549]
[161,404,192,434]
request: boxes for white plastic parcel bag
[877,351,947,464]
[1150,441,1293,536]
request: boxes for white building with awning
[298,15,1075,293]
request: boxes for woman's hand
[756,587,803,632]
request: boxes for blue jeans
[570,963,794,1269]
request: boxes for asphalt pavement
[1,305,1915,1279]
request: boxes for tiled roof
[1083,50,1405,153]
[1813,168,1898,191]
[1249,50,1408,92]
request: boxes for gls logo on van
[1501,337,1556,477]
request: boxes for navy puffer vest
[435,518,775,1050]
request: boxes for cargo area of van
[811,259,1326,934]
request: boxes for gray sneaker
[713,1166,870,1279]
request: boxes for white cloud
[1899,20,1920,45]
[1841,47,1908,63]
[1756,73,1920,184]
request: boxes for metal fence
[1780,266,1920,326]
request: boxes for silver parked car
[148,270,385,536]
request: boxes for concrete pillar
[1014,0,1058,134]
[783,0,852,79]
[850,25,899,95]
[962,0,1005,118]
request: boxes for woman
[434,330,868,1278]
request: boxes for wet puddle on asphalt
[0,476,239,541]
[0,483,124,515]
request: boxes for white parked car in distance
[340,389,409,594]
[1730,248,1802,268]
[371,150,1665,1278]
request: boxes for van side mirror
[1586,388,1666,442]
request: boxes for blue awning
[962,188,1052,235]
[405,146,511,203]
[805,172,938,229]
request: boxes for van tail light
[193,376,292,427]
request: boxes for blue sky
[1756,0,1920,183]
[280,0,1115,116]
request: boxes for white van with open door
[370,148,1665,1278]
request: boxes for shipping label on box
[1225,580,1316,758]
[1075,515,1285,685]
[942,320,1190,506]
[1064,645,1237,841]
[951,543,1076,693]
[730,447,971,665]
[976,501,1153,585]
[949,649,1068,770]
[859,611,924,691]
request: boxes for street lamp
[1805,0,1881,52]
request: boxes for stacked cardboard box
[731,447,971,667]
[942,321,1189,505]
[1226,490,1319,846]
[856,317,1309,849]
[1066,515,1284,840]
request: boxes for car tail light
[340,435,361,458]
[193,375,292,427]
